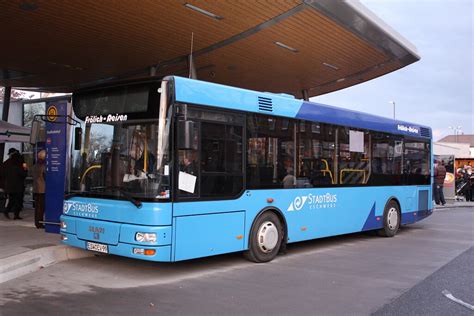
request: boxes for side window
[369,133,403,185]
[247,114,295,189]
[176,105,244,199]
[296,121,336,187]
[337,128,370,185]
[178,123,200,197]
[200,123,243,197]
[404,140,430,185]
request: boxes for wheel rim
[387,207,399,230]
[257,221,279,253]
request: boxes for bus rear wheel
[244,212,283,263]
[378,200,400,237]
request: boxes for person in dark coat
[434,160,447,205]
[3,149,27,219]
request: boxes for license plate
[86,242,108,254]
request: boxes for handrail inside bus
[80,165,102,184]
[339,169,366,184]
[320,159,335,184]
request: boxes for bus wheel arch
[378,197,401,237]
[244,207,287,263]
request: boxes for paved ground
[0,208,59,259]
[374,247,474,316]
[1,206,473,315]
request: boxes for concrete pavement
[0,207,92,284]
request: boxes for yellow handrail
[80,165,102,184]
[321,159,335,184]
[144,136,148,172]
[340,169,366,184]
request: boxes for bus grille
[258,96,273,112]
[418,190,429,211]
[420,127,431,138]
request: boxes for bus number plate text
[86,242,108,254]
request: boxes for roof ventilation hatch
[258,96,273,112]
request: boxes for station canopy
[0,0,419,98]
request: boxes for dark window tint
[201,123,243,197]
[247,114,295,189]
[338,127,370,185]
[369,133,403,185]
[403,140,430,185]
[176,104,244,199]
[296,121,336,187]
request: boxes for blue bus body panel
[61,197,173,261]
[173,212,245,261]
[296,101,429,138]
[75,217,121,245]
[174,76,303,119]
[63,197,172,225]
[173,76,432,139]
[172,185,432,257]
[61,185,432,262]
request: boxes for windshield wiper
[64,192,81,200]
[89,186,143,209]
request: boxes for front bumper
[60,215,173,262]
[61,232,172,262]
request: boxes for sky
[313,0,473,141]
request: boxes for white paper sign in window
[349,130,364,153]
[178,171,197,193]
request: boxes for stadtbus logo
[287,193,337,211]
[63,201,99,218]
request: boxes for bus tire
[244,212,283,263]
[378,200,401,237]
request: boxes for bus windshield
[68,81,171,201]
[69,118,171,200]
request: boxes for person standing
[464,166,473,202]
[3,149,27,219]
[32,150,46,228]
[434,160,447,205]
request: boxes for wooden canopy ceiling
[0,0,419,98]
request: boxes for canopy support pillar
[0,86,12,159]
[302,89,310,101]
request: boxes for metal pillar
[302,89,309,101]
[0,86,12,160]
[188,54,197,79]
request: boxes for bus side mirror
[29,121,40,145]
[74,127,83,150]
[178,120,196,150]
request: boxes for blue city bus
[61,76,433,262]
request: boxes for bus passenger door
[172,105,246,260]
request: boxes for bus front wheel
[244,212,283,263]
[378,200,401,237]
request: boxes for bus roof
[173,76,431,140]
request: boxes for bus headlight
[61,221,67,229]
[135,232,157,243]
